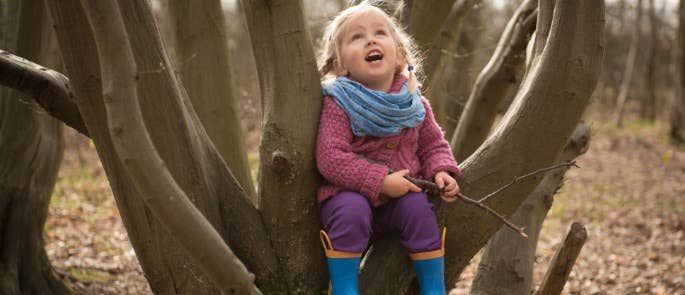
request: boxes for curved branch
[0,50,88,136]
[115,0,282,289]
[423,0,480,127]
[440,0,604,281]
[526,0,556,72]
[450,0,537,161]
[167,0,257,201]
[408,0,458,54]
[80,0,260,293]
[423,0,480,87]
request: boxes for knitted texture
[316,76,460,207]
[323,76,425,137]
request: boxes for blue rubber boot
[410,228,447,295]
[320,230,361,295]
[412,255,445,295]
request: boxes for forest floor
[45,110,684,294]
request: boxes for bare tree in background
[642,0,658,122]
[0,0,604,293]
[672,0,685,145]
[615,0,643,127]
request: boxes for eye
[376,30,387,36]
[350,33,363,41]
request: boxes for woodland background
[1,0,684,294]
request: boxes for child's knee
[321,191,373,229]
[396,192,434,218]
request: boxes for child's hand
[381,169,422,198]
[435,171,459,202]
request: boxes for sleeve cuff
[359,164,389,206]
[426,161,461,181]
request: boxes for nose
[367,39,377,45]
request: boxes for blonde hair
[317,1,422,92]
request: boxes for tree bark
[0,51,85,136]
[450,0,537,162]
[407,0,458,56]
[167,0,257,202]
[240,0,327,292]
[0,0,70,294]
[672,0,685,145]
[422,0,480,131]
[614,0,643,127]
[470,123,590,295]
[359,1,604,293]
[79,0,260,293]
[534,222,588,295]
[46,0,282,293]
[641,0,657,122]
[526,0,556,75]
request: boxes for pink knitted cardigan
[316,75,460,207]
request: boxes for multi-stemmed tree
[0,0,604,293]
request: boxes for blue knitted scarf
[323,77,426,138]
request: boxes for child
[316,2,460,295]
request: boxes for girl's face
[334,11,402,92]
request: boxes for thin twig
[477,161,579,203]
[406,174,528,237]
[403,161,578,238]
[457,192,528,238]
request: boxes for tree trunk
[450,0,537,162]
[359,1,604,293]
[0,0,70,294]
[641,0,657,122]
[80,0,260,292]
[433,12,483,139]
[672,0,685,145]
[46,0,282,293]
[470,123,590,295]
[407,0,458,56]
[422,0,480,132]
[240,0,328,292]
[614,0,643,127]
[167,0,257,202]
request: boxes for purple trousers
[319,191,441,253]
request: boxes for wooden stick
[534,222,588,295]
[403,161,577,238]
[406,175,528,238]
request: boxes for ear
[396,50,408,72]
[396,48,408,70]
[333,59,348,76]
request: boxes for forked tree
[0,0,603,293]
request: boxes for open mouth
[365,51,383,62]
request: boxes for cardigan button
[386,141,398,149]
